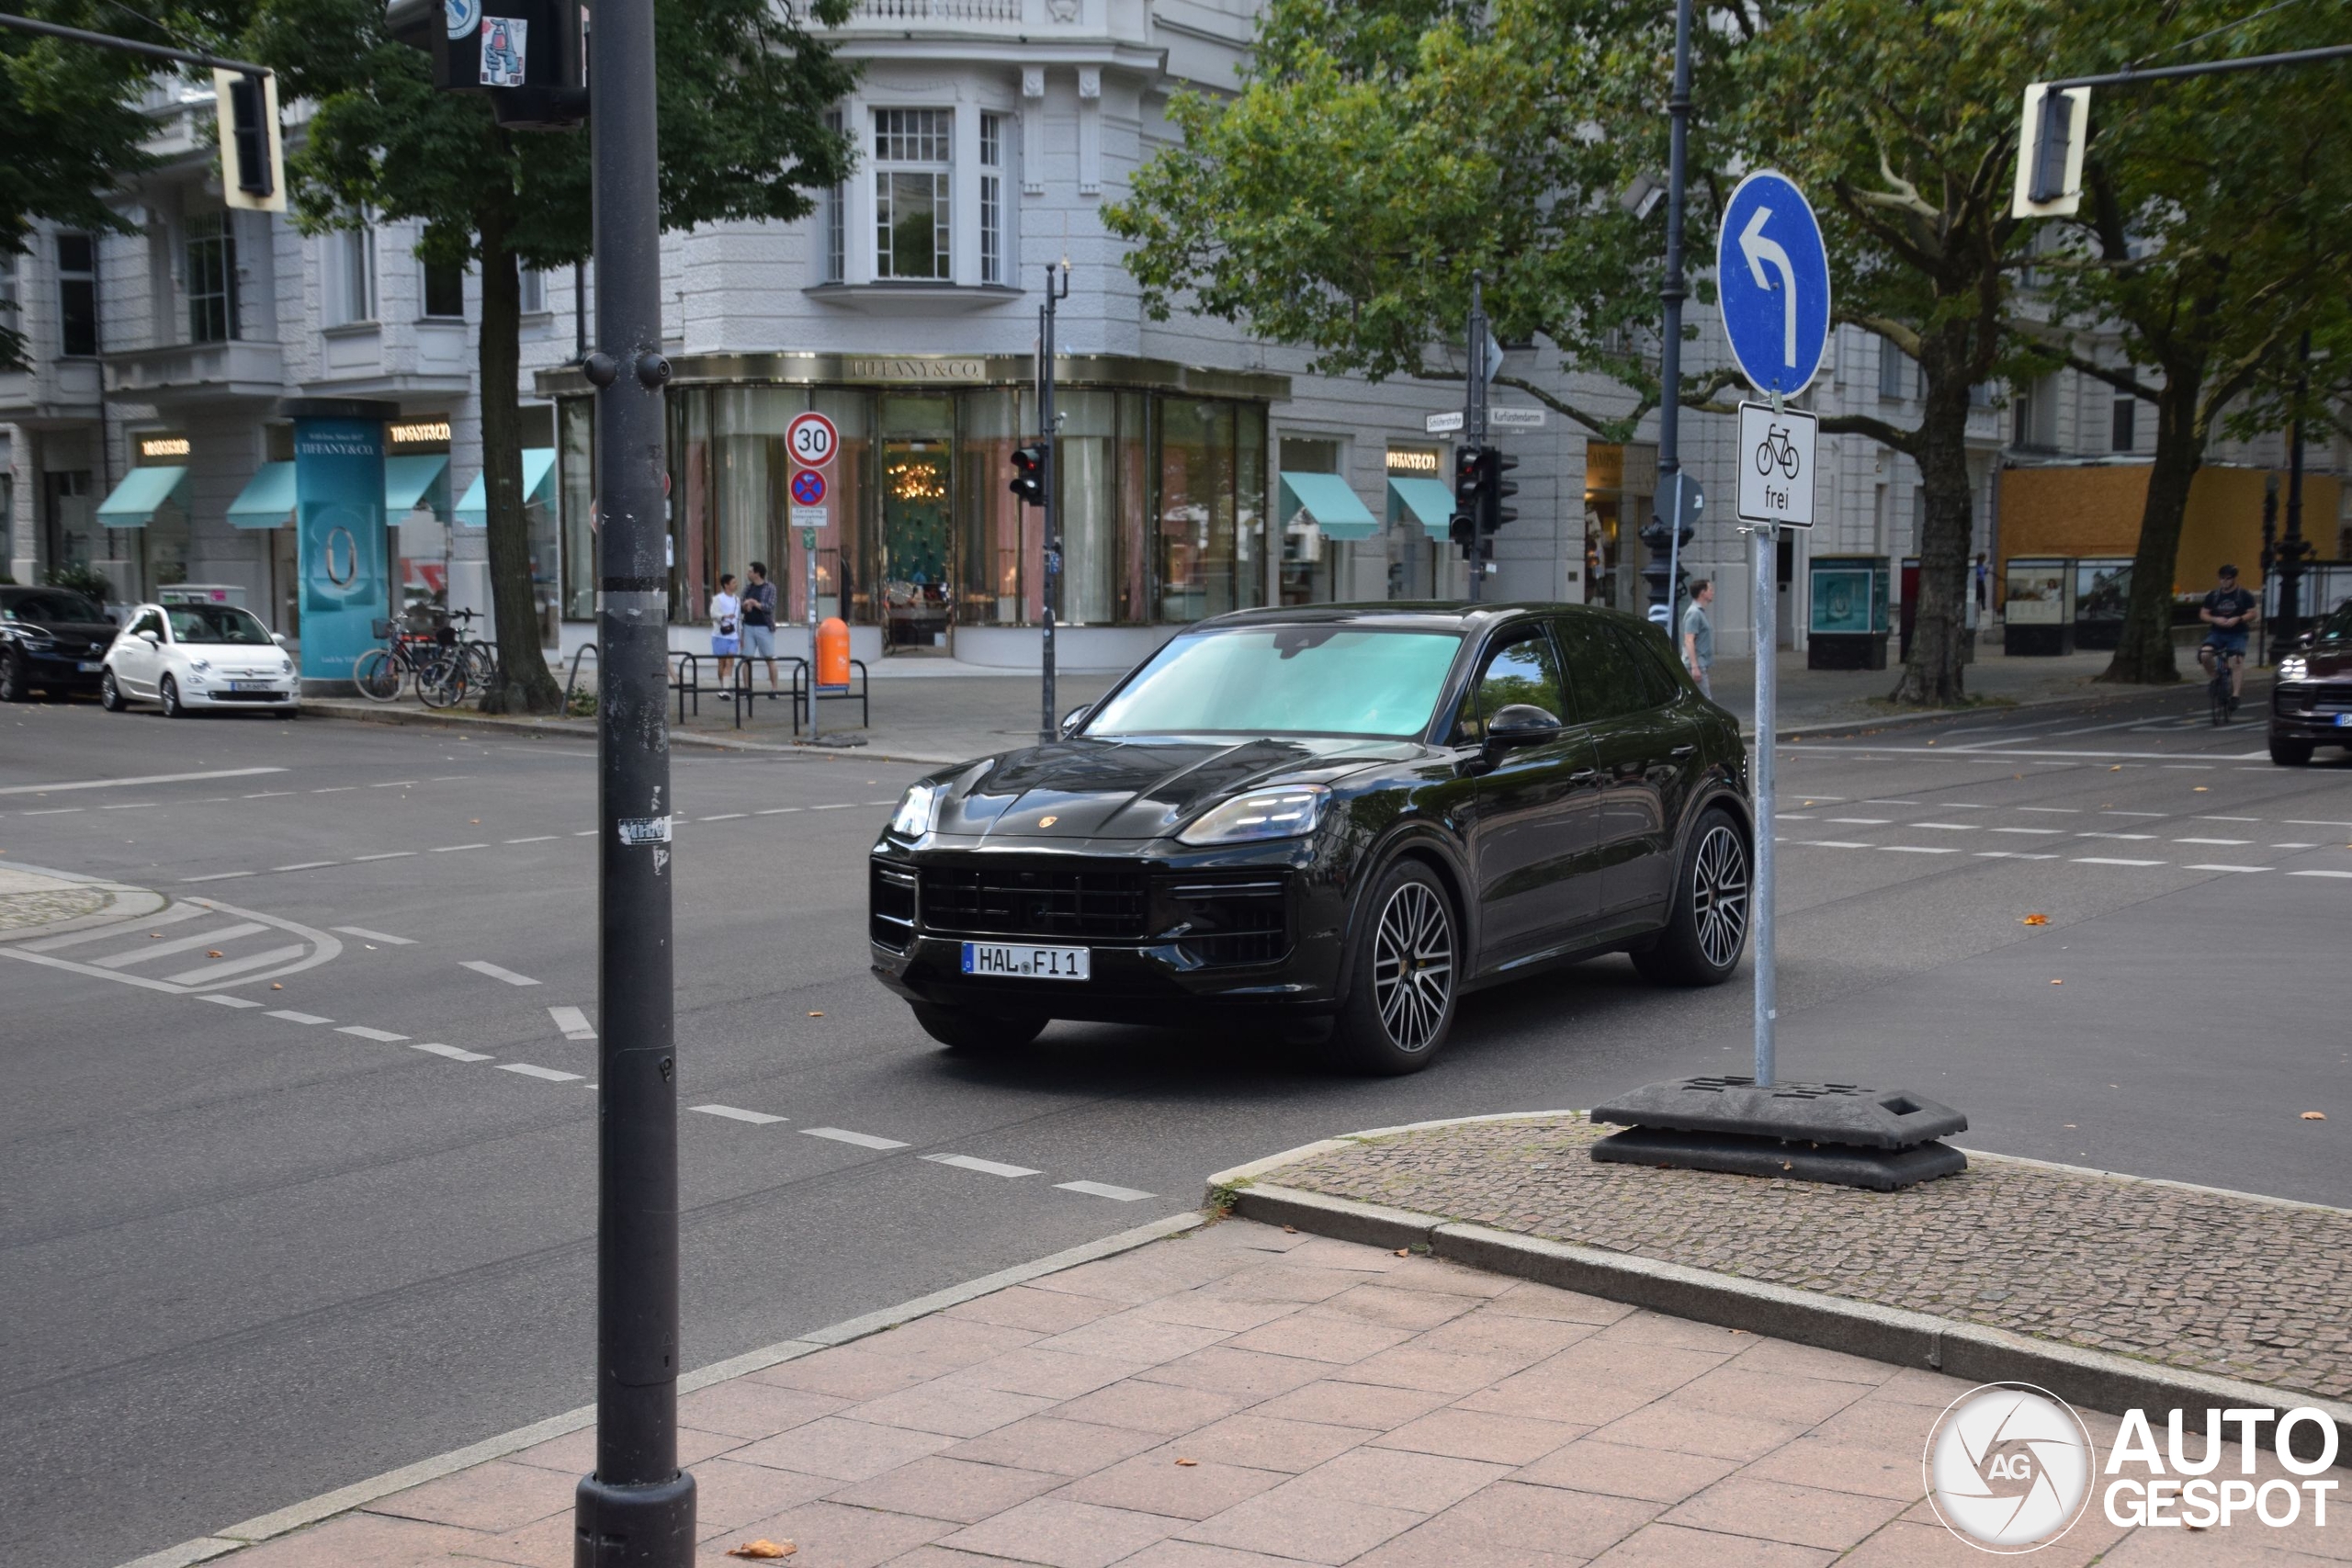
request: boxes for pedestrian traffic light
[1009,443,1047,508]
[395,0,587,126]
[1453,446,1487,521]
[213,69,284,213]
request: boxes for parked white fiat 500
[101,603,299,716]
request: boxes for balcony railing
[853,0,1024,22]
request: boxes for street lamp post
[574,0,695,1559]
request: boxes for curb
[1206,1118,2352,1470]
[117,1211,1202,1568]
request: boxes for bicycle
[2203,642,2242,726]
[442,607,500,691]
[353,614,472,707]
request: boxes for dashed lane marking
[333,926,415,945]
[1992,828,2064,835]
[1912,823,1979,830]
[1975,852,2059,861]
[1878,846,1961,854]
[352,852,417,863]
[272,862,337,873]
[0,766,287,795]
[100,803,156,810]
[165,944,307,983]
[925,1154,1042,1179]
[1056,1180,1156,1201]
[802,1127,908,1150]
[431,843,490,853]
[413,1043,492,1062]
[462,960,541,987]
[754,807,798,815]
[2289,870,2352,879]
[2079,833,2155,840]
[2074,858,2167,867]
[89,922,266,968]
[201,994,265,1008]
[181,871,254,883]
[497,1063,583,1082]
[1826,818,1890,825]
[701,813,745,821]
[2018,807,2078,814]
[504,836,559,844]
[2175,839,2251,846]
[2187,864,2268,874]
[692,1104,786,1125]
[20,807,85,816]
[268,1010,333,1024]
[548,1006,596,1040]
[337,1026,409,1043]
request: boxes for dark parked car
[0,585,118,701]
[869,603,1752,1074]
[2270,598,2352,764]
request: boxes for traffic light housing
[2010,83,2087,218]
[213,70,284,213]
[1451,446,1518,558]
[1481,448,1519,537]
[1009,443,1047,508]
[396,0,587,128]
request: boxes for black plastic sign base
[1589,1076,1966,1150]
[1591,1125,1967,1191]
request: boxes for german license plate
[78,661,100,673]
[2334,714,2352,728]
[229,681,276,692]
[962,942,1090,980]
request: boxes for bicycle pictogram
[1754,424,1802,479]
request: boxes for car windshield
[2315,601,2352,644]
[1086,626,1464,739]
[4,591,106,623]
[166,605,274,645]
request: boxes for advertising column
[288,399,395,685]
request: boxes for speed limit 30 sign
[786,412,840,469]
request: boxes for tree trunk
[2098,367,2205,685]
[473,202,561,715]
[1889,344,1976,705]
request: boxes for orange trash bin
[817,616,851,691]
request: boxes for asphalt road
[3,684,2347,1566]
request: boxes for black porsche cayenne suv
[869,603,1752,1073]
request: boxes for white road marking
[504,836,559,844]
[332,926,415,944]
[1975,852,2059,860]
[692,1104,785,1125]
[2079,833,2155,840]
[701,813,745,821]
[90,922,266,969]
[1056,1180,1155,1201]
[2287,820,2352,829]
[2161,764,2216,771]
[19,807,84,816]
[1827,818,1890,825]
[2074,858,2167,867]
[497,1062,584,1082]
[924,1154,1041,1179]
[755,807,798,815]
[462,960,541,987]
[432,843,490,852]
[1940,803,1990,808]
[548,1005,596,1040]
[802,1127,908,1150]
[1807,840,1872,849]
[2271,842,2318,849]
[2018,807,2078,814]
[1913,823,1979,830]
[337,1026,409,1042]
[164,943,307,984]
[180,871,254,883]
[271,861,338,873]
[352,852,416,862]
[413,1043,492,1062]
[2101,811,2166,818]
[2187,864,2267,874]
[2198,816,2260,823]
[371,780,419,788]
[100,802,156,810]
[1789,744,2268,761]
[1774,813,1815,820]
[0,766,286,795]
[25,904,207,951]
[1992,828,2064,836]
[1862,799,1920,805]
[201,994,266,1008]
[811,803,856,811]
[2288,870,2352,880]
[268,1010,333,1024]
[2175,839,2250,846]
[1878,846,1960,854]
[243,790,295,799]
[573,829,597,837]
[311,786,357,794]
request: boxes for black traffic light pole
[1464,277,1488,603]
[1640,0,1695,625]
[0,14,276,198]
[1037,263,1069,744]
[2275,331,2312,662]
[574,0,694,1558]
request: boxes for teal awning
[386,453,450,516]
[1278,471,1377,542]
[454,448,557,528]
[1389,477,1457,541]
[95,466,188,527]
[225,461,296,529]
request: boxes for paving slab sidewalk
[152,1204,2345,1566]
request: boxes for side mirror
[272,632,289,647]
[1058,705,1091,738]
[1485,704,1562,749]
[136,630,160,646]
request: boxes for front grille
[870,863,917,952]
[209,690,288,703]
[919,860,1148,942]
[1164,877,1290,966]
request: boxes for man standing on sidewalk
[742,561,780,693]
[1681,578,1715,697]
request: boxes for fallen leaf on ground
[150,932,164,939]
[470,819,481,825]
[2064,1124,2077,1129]
[726,1542,796,1561]
[1394,1248,1409,1258]
[206,950,223,958]
[808,1010,824,1017]
[1175,1458,1198,1466]
[2109,765,2123,772]
[2193,786,2209,793]
[2303,1111,2328,1122]
[2050,979,2064,986]
[271,982,283,990]
[1282,1224,1297,1234]
[2020,914,2049,926]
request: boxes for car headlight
[2278,654,2308,682]
[187,656,211,672]
[1177,784,1329,846]
[889,781,943,838]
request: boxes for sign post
[786,414,837,739]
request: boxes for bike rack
[668,651,704,721]
[563,642,599,714]
[721,653,802,729]
[788,659,870,736]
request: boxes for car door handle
[1669,745,1696,758]
[1569,768,1599,783]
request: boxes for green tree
[225,0,855,711]
[2021,0,2352,684]
[0,2,169,367]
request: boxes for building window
[1877,335,1909,400]
[2110,393,2137,452]
[2013,373,2058,451]
[823,108,846,284]
[323,222,375,326]
[518,265,547,315]
[423,259,466,320]
[0,253,17,343]
[57,232,98,356]
[186,211,238,344]
[873,108,952,281]
[979,113,1005,285]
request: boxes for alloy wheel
[1371,880,1453,1054]
[1692,824,1750,970]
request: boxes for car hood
[933,735,1419,840]
[14,618,119,649]
[2300,645,2352,680]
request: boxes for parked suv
[0,586,118,701]
[2270,598,2352,764]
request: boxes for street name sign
[1736,401,1818,528]
[1717,171,1831,399]
[1424,411,1465,435]
[786,411,840,469]
[1487,407,1546,430]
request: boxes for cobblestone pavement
[1269,1117,2352,1404]
[0,864,121,931]
[209,1219,2339,1567]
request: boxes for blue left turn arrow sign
[1716,171,1831,399]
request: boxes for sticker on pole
[1717,171,1831,399]
[786,412,840,469]
[1736,401,1817,528]
[617,814,672,846]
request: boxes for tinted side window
[1461,627,1566,740]
[1554,617,1655,721]
[1611,622,1687,705]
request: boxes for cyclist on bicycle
[2198,564,2259,705]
